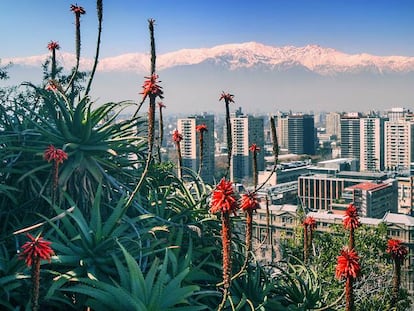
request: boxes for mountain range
[3,42,414,114]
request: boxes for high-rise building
[340,113,361,165]
[230,112,264,183]
[326,112,341,140]
[386,107,411,122]
[384,119,414,171]
[276,113,316,155]
[360,117,385,172]
[177,113,215,184]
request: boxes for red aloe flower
[335,248,360,280]
[141,74,164,100]
[196,124,208,133]
[158,102,166,109]
[172,130,183,178]
[70,4,86,15]
[303,216,316,229]
[47,41,60,51]
[387,239,408,307]
[302,216,316,263]
[210,178,238,215]
[47,41,60,80]
[196,124,208,175]
[44,145,68,164]
[172,130,183,143]
[19,233,54,267]
[219,92,235,103]
[336,247,360,311]
[249,144,260,189]
[44,145,68,203]
[343,204,360,230]
[249,144,260,153]
[210,178,239,290]
[20,233,54,311]
[343,203,360,249]
[240,192,260,212]
[386,238,408,261]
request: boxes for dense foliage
[0,2,411,310]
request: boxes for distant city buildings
[325,112,341,140]
[230,108,265,183]
[276,113,316,155]
[177,113,215,184]
[360,116,385,172]
[384,118,414,171]
[340,112,361,166]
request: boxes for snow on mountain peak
[4,42,414,75]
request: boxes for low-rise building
[252,204,414,295]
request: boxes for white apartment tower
[384,119,414,171]
[360,117,385,172]
[177,114,215,184]
[230,113,264,183]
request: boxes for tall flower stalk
[19,234,54,311]
[219,92,234,178]
[196,124,208,176]
[70,4,85,73]
[47,41,60,80]
[125,19,163,210]
[157,102,166,162]
[335,248,360,311]
[172,130,183,179]
[249,143,260,189]
[43,145,68,205]
[343,203,360,249]
[386,238,408,307]
[302,216,316,263]
[240,192,260,265]
[210,178,238,309]
[85,0,103,95]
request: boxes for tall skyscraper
[177,113,215,183]
[340,113,361,164]
[326,112,341,140]
[230,112,264,183]
[384,119,414,171]
[276,113,316,155]
[360,117,385,172]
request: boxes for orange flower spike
[141,74,164,100]
[210,178,238,215]
[386,239,408,261]
[249,144,260,153]
[19,234,54,267]
[196,124,208,133]
[303,216,317,230]
[240,192,260,212]
[47,41,60,51]
[219,92,235,103]
[343,203,361,230]
[70,4,86,14]
[172,130,183,143]
[335,248,360,280]
[43,145,68,164]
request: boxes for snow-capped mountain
[4,42,414,75]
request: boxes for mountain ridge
[4,41,414,76]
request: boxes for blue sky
[1,0,413,59]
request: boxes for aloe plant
[58,243,205,310]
